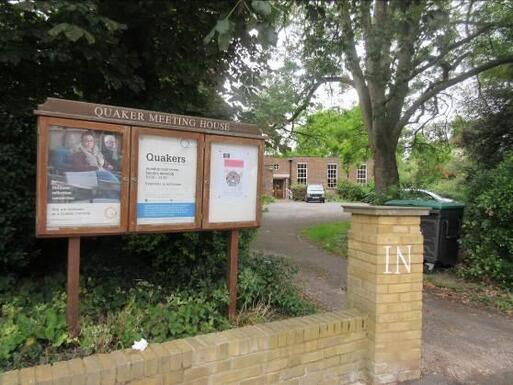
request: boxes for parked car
[305,184,325,203]
[402,188,454,202]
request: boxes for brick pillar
[342,204,429,385]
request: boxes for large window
[357,164,367,184]
[327,164,337,188]
[297,163,307,184]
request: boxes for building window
[357,164,367,184]
[273,164,279,170]
[297,163,307,184]
[327,164,337,188]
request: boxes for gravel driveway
[252,200,513,385]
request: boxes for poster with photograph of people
[46,125,123,228]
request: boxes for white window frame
[273,163,279,170]
[297,162,307,185]
[356,164,367,184]
[327,163,337,188]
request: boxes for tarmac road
[252,200,513,385]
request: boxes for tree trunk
[372,134,400,195]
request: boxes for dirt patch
[424,271,513,317]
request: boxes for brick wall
[263,167,273,196]
[343,205,428,384]
[1,311,367,385]
[346,160,374,185]
[263,157,374,197]
[288,157,341,189]
[1,206,427,385]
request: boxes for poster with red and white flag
[223,157,245,197]
[209,142,258,223]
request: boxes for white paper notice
[218,157,248,198]
[209,143,258,223]
[137,135,197,225]
[47,202,120,228]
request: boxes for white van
[305,184,325,203]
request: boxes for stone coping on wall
[0,309,368,385]
[341,203,430,217]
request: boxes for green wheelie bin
[384,199,465,266]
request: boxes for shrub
[261,195,276,206]
[238,253,315,316]
[290,184,306,201]
[336,180,375,202]
[0,115,39,272]
[426,177,468,203]
[325,191,341,202]
[124,230,256,287]
[0,249,314,370]
[460,154,513,289]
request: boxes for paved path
[252,200,513,385]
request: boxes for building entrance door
[273,179,284,199]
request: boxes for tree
[291,108,370,176]
[400,132,453,188]
[0,0,274,270]
[456,67,513,288]
[273,1,513,194]
[244,59,303,152]
[459,87,513,168]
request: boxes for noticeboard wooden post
[34,98,265,334]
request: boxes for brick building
[264,156,374,199]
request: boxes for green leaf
[48,23,95,44]
[214,18,232,35]
[44,309,57,340]
[53,332,68,347]
[251,1,272,17]
[48,23,70,38]
[206,18,235,50]
[217,32,232,51]
[64,25,85,42]
[82,30,96,44]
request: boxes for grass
[261,195,276,212]
[300,222,351,257]
[424,270,513,316]
[424,271,468,292]
[261,195,276,206]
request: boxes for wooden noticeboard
[35,98,265,235]
[34,98,266,332]
[129,127,204,233]
[202,135,264,229]
[36,117,130,237]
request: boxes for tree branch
[338,2,373,134]
[410,26,491,80]
[387,2,422,131]
[398,55,513,130]
[269,75,354,132]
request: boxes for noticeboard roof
[35,98,265,140]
